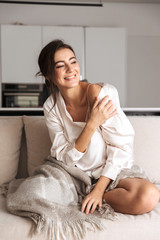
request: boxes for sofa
[0,114,160,240]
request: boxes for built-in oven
[2,83,49,108]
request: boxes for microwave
[2,83,49,108]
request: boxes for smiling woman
[37,39,159,216]
[36,39,79,106]
[53,48,81,91]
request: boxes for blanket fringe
[0,183,9,197]
[30,213,106,240]
[98,202,118,221]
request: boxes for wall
[0,2,160,107]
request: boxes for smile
[64,75,76,80]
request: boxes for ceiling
[103,0,160,2]
[1,0,160,3]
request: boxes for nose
[66,63,73,72]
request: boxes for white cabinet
[42,26,85,79]
[0,25,127,107]
[85,27,127,107]
[0,25,42,83]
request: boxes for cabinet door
[85,27,127,107]
[42,26,85,79]
[1,25,42,83]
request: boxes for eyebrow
[54,57,76,65]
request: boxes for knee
[133,184,160,214]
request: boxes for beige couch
[0,114,160,240]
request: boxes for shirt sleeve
[43,98,85,166]
[99,84,135,180]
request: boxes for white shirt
[43,83,135,180]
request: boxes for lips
[64,75,76,80]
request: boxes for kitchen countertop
[0,107,44,116]
[0,108,43,111]
[0,107,160,116]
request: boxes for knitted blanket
[5,157,117,240]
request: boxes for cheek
[54,69,63,79]
[76,64,80,73]
[52,69,65,87]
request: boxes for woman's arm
[81,84,135,214]
[44,101,85,165]
[74,84,116,214]
[81,176,111,214]
[75,94,116,153]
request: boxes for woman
[37,39,159,215]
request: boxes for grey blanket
[6,157,117,240]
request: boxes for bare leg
[103,178,160,215]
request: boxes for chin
[65,78,80,88]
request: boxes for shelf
[0,107,160,116]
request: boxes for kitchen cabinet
[0,25,42,83]
[0,25,126,107]
[85,27,127,107]
[42,26,85,79]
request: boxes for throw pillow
[128,116,160,183]
[23,116,52,176]
[0,117,23,185]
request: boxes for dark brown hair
[36,39,76,106]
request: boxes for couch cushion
[0,117,23,185]
[128,116,160,183]
[0,193,160,240]
[23,116,52,175]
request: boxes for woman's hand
[81,176,111,214]
[75,96,116,153]
[88,96,117,129]
[81,188,103,214]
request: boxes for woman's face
[53,48,80,91]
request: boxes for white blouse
[43,83,135,181]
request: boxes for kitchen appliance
[2,83,49,108]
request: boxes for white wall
[0,2,160,107]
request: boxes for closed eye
[56,65,64,68]
[71,61,77,64]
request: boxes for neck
[60,82,84,108]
